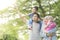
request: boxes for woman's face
[43,18,48,24]
[32,14,38,22]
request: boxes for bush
[3,34,18,40]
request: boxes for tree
[0,0,60,40]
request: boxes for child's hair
[33,6,38,11]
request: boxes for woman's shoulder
[39,20,42,23]
[38,21,43,25]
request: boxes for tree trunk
[36,0,46,17]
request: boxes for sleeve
[47,27,56,34]
[46,28,56,37]
[28,13,32,17]
[46,23,56,31]
[39,21,42,30]
[27,19,33,28]
[49,23,56,28]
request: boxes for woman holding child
[28,13,57,40]
[40,16,57,40]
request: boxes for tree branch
[36,0,46,17]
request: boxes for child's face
[32,8,37,13]
[32,14,38,22]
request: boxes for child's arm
[27,19,33,30]
[43,21,51,31]
[46,28,56,38]
[45,27,56,34]
[47,27,56,33]
[19,13,32,23]
[43,24,49,32]
[46,22,56,31]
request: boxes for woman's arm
[46,28,56,37]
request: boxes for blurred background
[0,0,60,40]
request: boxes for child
[28,6,40,30]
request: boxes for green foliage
[0,0,60,40]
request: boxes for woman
[41,16,57,40]
[28,13,42,40]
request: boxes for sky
[0,0,16,10]
[0,0,16,24]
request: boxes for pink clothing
[45,22,56,31]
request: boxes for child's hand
[28,27,32,30]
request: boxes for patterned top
[45,22,56,31]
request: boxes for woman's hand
[43,28,47,33]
